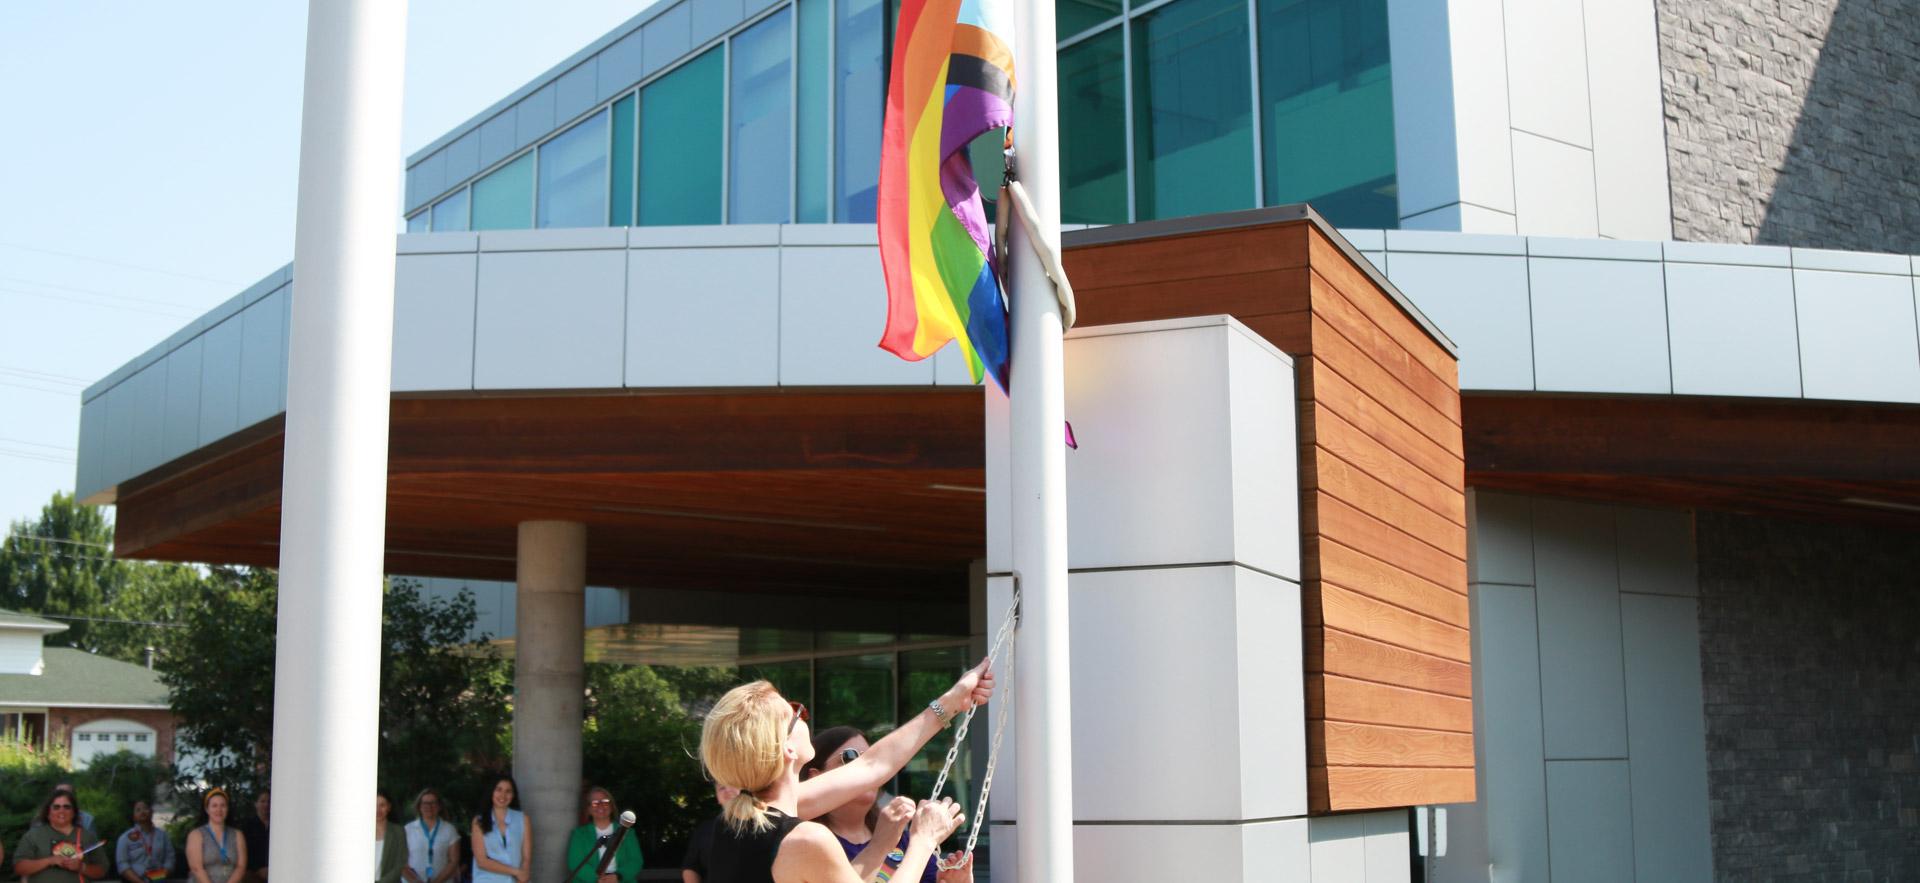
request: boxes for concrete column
[514,520,587,882]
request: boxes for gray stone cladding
[1656,0,1920,252]
[1696,510,1920,880]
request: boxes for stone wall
[1696,511,1920,880]
[1656,0,1920,252]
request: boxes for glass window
[406,212,429,233]
[1059,0,1121,40]
[897,646,970,802]
[471,153,535,230]
[538,110,610,229]
[611,94,637,227]
[835,0,886,221]
[431,188,470,232]
[796,0,831,222]
[1132,0,1255,220]
[1060,27,1129,223]
[1258,0,1397,226]
[640,48,725,225]
[731,9,795,224]
[816,653,894,735]
[741,660,813,705]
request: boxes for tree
[156,570,513,801]
[580,663,737,861]
[0,492,201,663]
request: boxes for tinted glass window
[431,188,470,232]
[471,153,535,230]
[1258,0,1397,226]
[640,48,725,225]
[1061,27,1129,223]
[730,9,794,224]
[797,0,831,222]
[538,110,610,229]
[835,0,886,221]
[611,94,637,227]
[1132,0,1255,220]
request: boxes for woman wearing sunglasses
[801,728,969,883]
[697,660,993,883]
[566,786,642,883]
[14,787,107,882]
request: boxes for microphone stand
[562,833,610,883]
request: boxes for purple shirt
[832,830,939,883]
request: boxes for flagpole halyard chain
[928,582,1020,871]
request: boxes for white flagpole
[1008,0,1073,874]
[269,0,406,880]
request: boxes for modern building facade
[73,0,1920,879]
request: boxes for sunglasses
[786,700,810,737]
[839,747,861,765]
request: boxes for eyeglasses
[589,799,612,807]
[786,700,810,737]
[50,804,74,811]
[839,747,861,765]
[419,799,440,806]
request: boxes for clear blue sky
[0,0,654,526]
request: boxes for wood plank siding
[1064,210,1472,813]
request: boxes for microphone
[593,811,638,876]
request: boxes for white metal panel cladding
[626,246,781,386]
[473,248,628,390]
[160,337,204,464]
[1664,262,1802,398]
[71,227,1920,501]
[1532,499,1631,760]
[1620,592,1715,881]
[1792,267,1920,404]
[392,252,480,392]
[1527,256,1671,395]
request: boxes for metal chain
[929,584,1020,871]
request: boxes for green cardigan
[376,821,407,883]
[566,823,644,883]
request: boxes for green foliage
[0,740,172,861]
[154,571,516,807]
[375,579,513,823]
[581,663,736,861]
[153,565,279,790]
[0,491,202,664]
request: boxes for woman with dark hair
[468,775,530,883]
[799,727,962,883]
[13,787,107,882]
[376,790,406,883]
[185,789,246,883]
[565,786,642,883]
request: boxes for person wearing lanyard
[403,789,458,883]
[13,787,107,882]
[185,788,246,883]
[469,775,531,883]
[116,800,177,882]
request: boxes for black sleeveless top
[705,806,806,883]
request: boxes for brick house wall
[47,706,178,766]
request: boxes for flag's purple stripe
[941,85,1012,159]
[940,150,993,260]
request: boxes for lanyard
[421,820,441,877]
[211,827,231,866]
[497,814,511,852]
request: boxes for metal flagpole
[268,0,406,880]
[1008,0,1072,873]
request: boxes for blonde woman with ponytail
[698,661,995,883]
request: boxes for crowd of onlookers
[1,774,814,883]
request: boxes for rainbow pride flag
[876,0,1015,388]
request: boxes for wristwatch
[928,698,953,727]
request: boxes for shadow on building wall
[1757,0,1920,253]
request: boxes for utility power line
[0,240,242,287]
